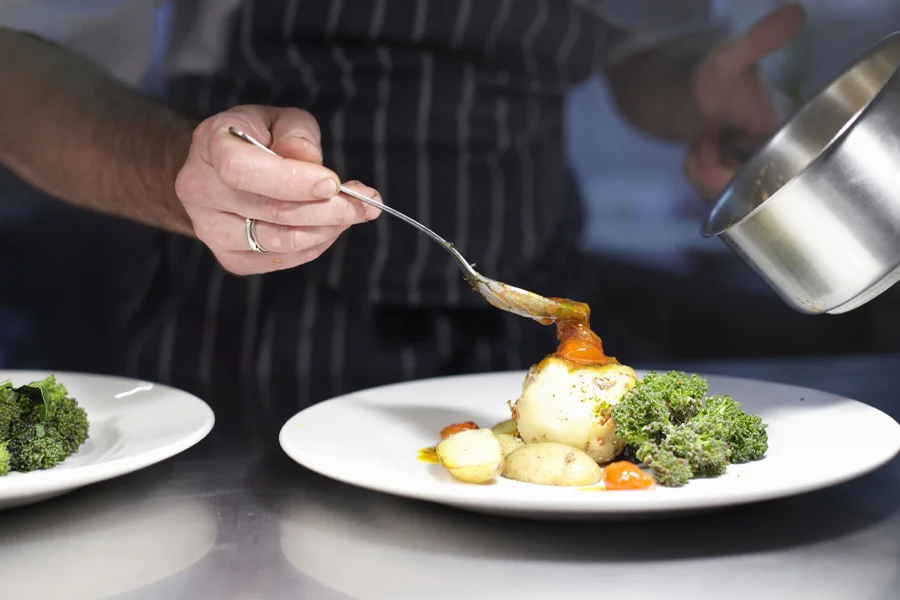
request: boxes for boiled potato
[492,419,518,437]
[502,443,601,486]
[436,428,504,484]
[513,356,636,464]
[495,433,524,456]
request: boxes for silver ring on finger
[245,218,270,254]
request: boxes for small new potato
[436,428,504,484]
[492,419,518,437]
[502,443,602,487]
[495,433,524,456]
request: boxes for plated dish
[280,370,900,518]
[0,371,214,510]
[425,302,768,491]
[280,298,900,518]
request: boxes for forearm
[0,29,196,236]
[608,31,720,142]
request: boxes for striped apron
[117,0,701,427]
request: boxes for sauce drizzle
[417,446,439,463]
[545,298,617,366]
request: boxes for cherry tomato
[603,461,656,490]
[440,421,479,440]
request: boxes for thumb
[716,3,806,74]
[269,107,325,165]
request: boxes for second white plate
[280,370,900,519]
[0,370,214,510]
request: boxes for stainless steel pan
[702,32,900,314]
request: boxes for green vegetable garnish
[611,370,768,487]
[0,443,9,477]
[0,375,90,476]
[692,395,768,463]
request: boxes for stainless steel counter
[2,354,899,600]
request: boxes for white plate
[0,370,214,510]
[279,370,900,519]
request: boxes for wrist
[133,105,198,237]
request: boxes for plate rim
[279,369,900,515]
[0,369,215,498]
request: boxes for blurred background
[3,0,900,373]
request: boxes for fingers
[691,5,804,142]
[252,222,345,254]
[211,135,340,201]
[188,202,342,275]
[694,3,805,121]
[270,109,324,164]
[340,180,383,222]
[194,209,347,254]
[212,189,373,227]
[683,134,737,201]
[715,3,806,74]
[181,173,379,227]
[197,104,275,152]
[216,239,337,276]
[195,108,341,202]
[177,104,384,276]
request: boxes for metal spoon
[227,126,588,325]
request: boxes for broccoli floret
[693,395,768,463]
[1,376,89,473]
[639,370,708,424]
[20,392,89,455]
[612,371,707,434]
[636,440,693,487]
[610,380,672,447]
[0,442,9,476]
[7,429,68,472]
[611,371,767,487]
[54,396,89,454]
[664,423,729,477]
[664,372,708,424]
[0,385,25,441]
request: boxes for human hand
[684,3,806,200]
[175,105,381,275]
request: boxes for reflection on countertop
[0,483,217,600]
[277,464,900,600]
